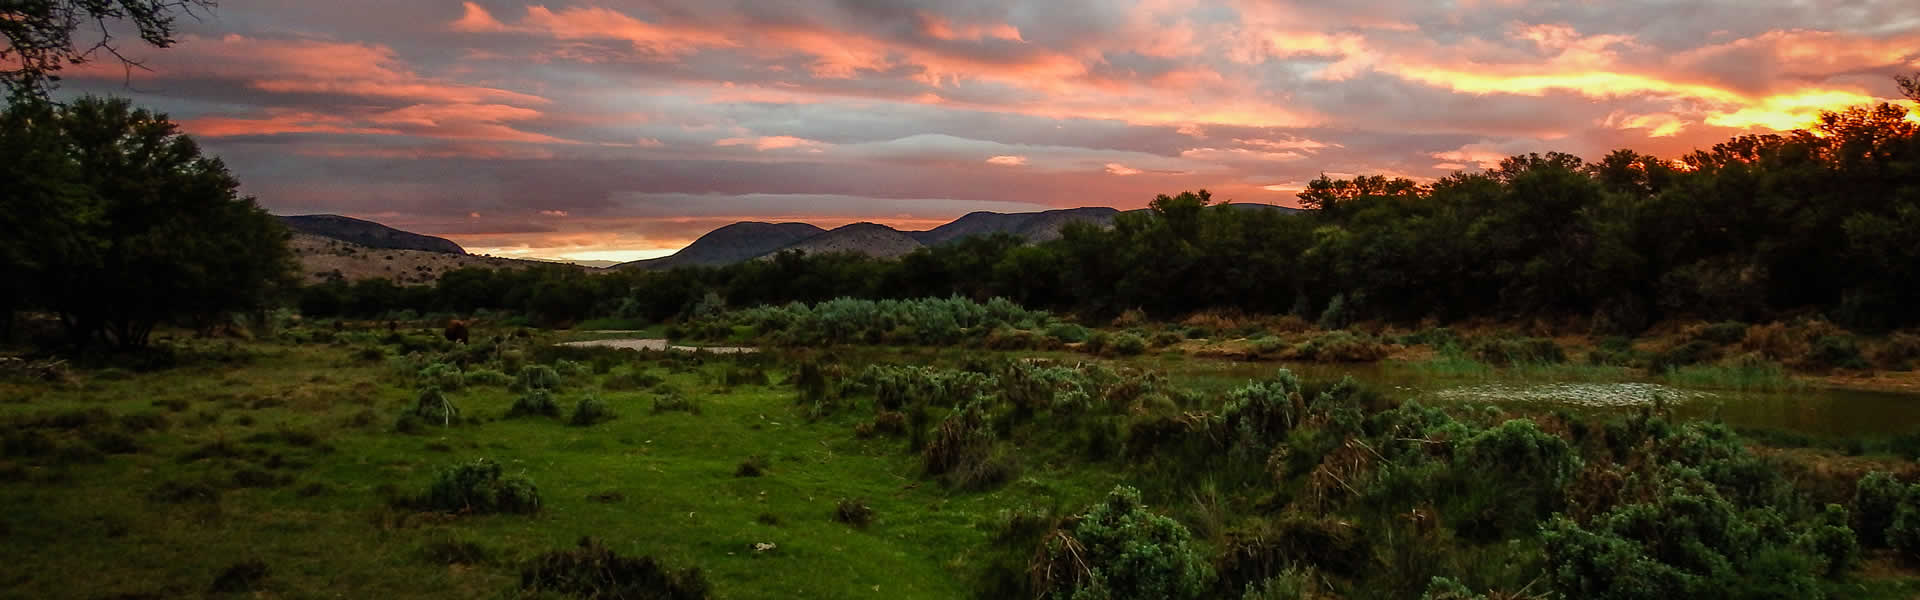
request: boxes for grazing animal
[444,320,471,344]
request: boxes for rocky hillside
[280,214,466,254]
[909,207,1121,245]
[616,222,825,270]
[291,233,564,285]
[767,223,924,259]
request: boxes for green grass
[0,339,1112,598]
[1662,361,1806,391]
[4,331,1917,599]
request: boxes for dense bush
[1290,331,1391,362]
[570,395,614,426]
[521,537,709,600]
[1102,332,1148,356]
[1471,337,1565,365]
[1855,471,1906,547]
[515,365,562,391]
[417,362,465,390]
[506,389,560,419]
[1035,485,1211,600]
[689,296,1055,347]
[413,458,540,515]
[411,389,460,426]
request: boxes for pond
[1150,357,1920,437]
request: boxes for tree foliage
[4,96,293,347]
[1,0,215,98]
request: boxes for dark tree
[8,96,294,347]
[1,0,215,98]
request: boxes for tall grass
[1661,361,1804,391]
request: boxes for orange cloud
[715,135,825,151]
[986,155,1028,166]
[181,111,403,137]
[1105,163,1142,175]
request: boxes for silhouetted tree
[1,0,216,98]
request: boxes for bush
[1104,332,1149,357]
[604,366,665,390]
[521,537,710,600]
[721,365,769,387]
[1291,331,1390,362]
[418,362,465,390]
[464,368,512,387]
[506,389,560,419]
[1047,322,1092,344]
[1800,504,1859,578]
[1035,485,1211,600]
[652,390,700,415]
[209,559,270,594]
[1471,337,1564,365]
[411,388,460,426]
[1649,340,1719,372]
[835,498,874,528]
[414,458,540,515]
[1807,335,1870,370]
[1855,471,1906,547]
[515,365,562,391]
[735,455,770,477]
[570,396,615,426]
[1692,321,1750,345]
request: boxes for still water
[1158,358,1920,437]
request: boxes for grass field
[4,327,1920,599]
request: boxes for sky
[57,0,1920,262]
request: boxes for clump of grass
[722,365,770,387]
[757,513,781,526]
[569,396,615,427]
[520,537,710,600]
[1471,336,1565,366]
[652,390,700,415]
[1290,331,1391,362]
[411,388,460,427]
[514,365,562,391]
[603,366,664,390]
[464,368,512,387]
[209,559,269,594]
[420,535,498,566]
[735,455,770,477]
[417,362,465,391]
[506,389,560,419]
[1663,357,1803,391]
[834,498,874,528]
[1411,347,1493,378]
[408,458,541,515]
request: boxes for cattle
[444,320,471,344]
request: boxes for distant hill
[767,222,925,259]
[615,222,825,270]
[290,233,568,285]
[280,214,465,254]
[910,207,1121,246]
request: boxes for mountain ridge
[279,214,466,254]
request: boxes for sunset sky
[59,0,1920,262]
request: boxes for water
[1151,357,1920,437]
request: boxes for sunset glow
[55,0,1920,261]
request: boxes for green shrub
[652,390,700,415]
[414,458,540,514]
[1149,330,1184,348]
[1649,340,1719,372]
[721,365,769,387]
[1471,337,1565,365]
[1800,504,1859,578]
[1251,335,1288,358]
[1806,335,1869,370]
[1036,485,1211,600]
[1452,419,1579,539]
[1220,370,1304,461]
[603,366,664,390]
[418,362,465,390]
[506,389,560,419]
[569,396,614,426]
[1291,331,1390,362]
[1696,322,1750,345]
[553,359,591,378]
[1086,330,1112,355]
[464,368,512,387]
[1104,332,1149,356]
[1855,471,1906,547]
[1317,294,1349,330]
[1047,322,1092,344]
[515,365,562,391]
[520,537,709,600]
[411,388,460,426]
[1239,567,1315,600]
[834,498,873,528]
[1419,578,1488,600]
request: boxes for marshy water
[556,337,758,354]
[1163,358,1920,437]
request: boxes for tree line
[303,79,1920,333]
